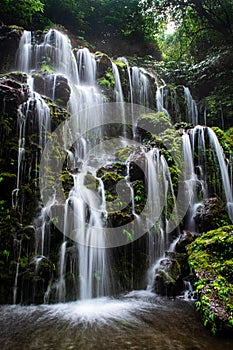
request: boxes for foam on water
[3,295,158,326]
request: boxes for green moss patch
[187,226,233,333]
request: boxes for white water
[156,82,170,118]
[207,127,233,221]
[182,125,233,231]
[182,133,198,231]
[145,149,178,290]
[131,67,150,107]
[184,87,198,125]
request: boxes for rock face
[33,74,71,107]
[175,230,194,253]
[194,197,231,233]
[0,26,23,73]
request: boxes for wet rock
[175,230,194,253]
[20,255,55,305]
[33,73,71,107]
[0,76,28,114]
[96,52,112,79]
[0,26,23,73]
[194,197,231,232]
[153,258,181,297]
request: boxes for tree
[141,0,233,38]
[140,0,233,62]
[42,0,87,32]
[0,0,44,27]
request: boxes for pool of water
[0,291,232,350]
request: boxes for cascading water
[182,125,233,232]
[184,87,198,125]
[156,81,170,118]
[11,28,233,306]
[145,148,178,290]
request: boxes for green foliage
[123,229,134,241]
[98,68,115,89]
[187,226,233,333]
[43,0,87,32]
[0,0,44,27]
[142,0,233,62]
[212,127,233,158]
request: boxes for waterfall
[112,62,126,134]
[112,62,124,103]
[207,128,233,221]
[145,148,177,289]
[184,87,198,125]
[9,28,233,305]
[182,133,198,231]
[57,241,67,302]
[17,30,32,73]
[76,47,96,84]
[13,239,22,304]
[131,67,151,107]
[156,82,170,118]
[117,57,133,103]
[182,125,233,231]
[12,91,51,209]
[62,165,110,300]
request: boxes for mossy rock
[187,225,233,333]
[137,112,172,140]
[115,146,133,162]
[107,210,134,227]
[153,258,181,297]
[101,171,125,199]
[84,173,98,191]
[60,171,74,198]
[95,52,112,79]
[112,59,127,69]
[96,163,126,178]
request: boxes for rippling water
[0,291,232,350]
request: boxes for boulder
[153,258,181,297]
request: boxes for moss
[98,67,115,89]
[115,146,133,162]
[101,171,125,202]
[60,171,74,198]
[84,173,98,191]
[187,226,233,333]
[137,112,172,139]
[113,59,127,69]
